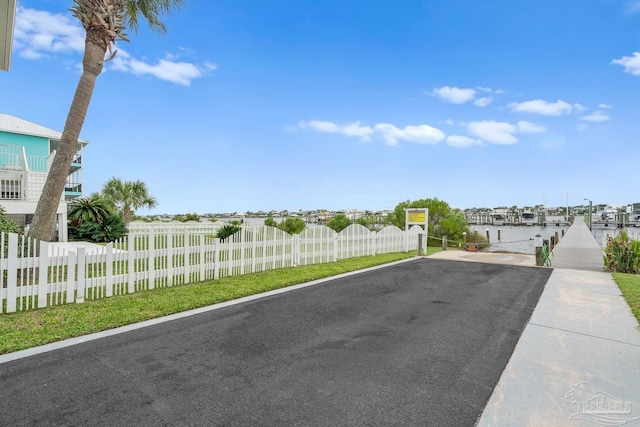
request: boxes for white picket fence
[0,224,423,314]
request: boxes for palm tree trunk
[29,32,107,241]
[123,207,132,225]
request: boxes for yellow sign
[408,211,426,223]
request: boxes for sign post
[405,208,429,255]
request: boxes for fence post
[184,230,190,284]
[213,238,220,280]
[442,236,448,251]
[199,234,206,281]
[128,233,135,293]
[334,235,339,262]
[240,228,246,275]
[418,234,424,256]
[7,233,18,313]
[167,228,174,287]
[149,229,156,290]
[251,230,257,273]
[77,248,86,303]
[66,251,76,304]
[106,243,114,297]
[535,234,543,266]
[38,241,49,309]
[293,234,299,267]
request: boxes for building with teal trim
[0,114,88,241]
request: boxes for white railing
[0,224,422,314]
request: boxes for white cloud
[446,135,481,148]
[508,99,573,116]
[576,124,588,132]
[298,120,341,134]
[477,86,493,93]
[374,123,445,146]
[298,120,374,141]
[599,103,613,109]
[298,120,444,146]
[474,97,493,107]
[612,52,640,75]
[467,121,518,145]
[341,122,375,141]
[580,111,610,122]
[573,103,588,112]
[517,121,546,133]
[109,51,212,86]
[14,6,213,86]
[445,119,455,125]
[14,7,85,59]
[430,86,476,104]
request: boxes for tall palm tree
[101,177,157,224]
[29,0,186,241]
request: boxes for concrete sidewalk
[477,218,640,426]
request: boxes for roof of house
[0,0,17,72]
[0,114,89,145]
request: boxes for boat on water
[521,208,536,225]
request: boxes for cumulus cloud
[474,97,493,107]
[573,103,588,112]
[580,111,610,122]
[13,6,213,86]
[446,135,481,148]
[612,52,640,75]
[374,123,445,146]
[298,121,374,141]
[467,121,518,145]
[508,99,573,116]
[599,103,613,109]
[430,86,476,104]
[14,6,85,59]
[298,121,444,146]
[109,50,214,86]
[517,121,546,133]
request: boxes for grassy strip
[613,272,640,323]
[0,250,440,355]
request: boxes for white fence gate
[0,224,422,314]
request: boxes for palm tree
[68,196,112,226]
[101,177,157,224]
[28,0,186,241]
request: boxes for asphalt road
[0,258,551,426]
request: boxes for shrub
[604,231,640,274]
[327,214,352,233]
[216,224,241,242]
[465,231,490,250]
[0,206,21,234]
[71,215,128,243]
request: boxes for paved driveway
[0,258,551,426]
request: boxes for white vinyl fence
[1,224,423,314]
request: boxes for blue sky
[2,0,640,214]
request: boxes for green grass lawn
[0,249,443,355]
[613,272,640,323]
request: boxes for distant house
[0,114,88,241]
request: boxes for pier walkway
[478,217,640,426]
[548,216,605,271]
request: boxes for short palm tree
[68,196,113,226]
[101,177,158,224]
[29,0,186,241]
